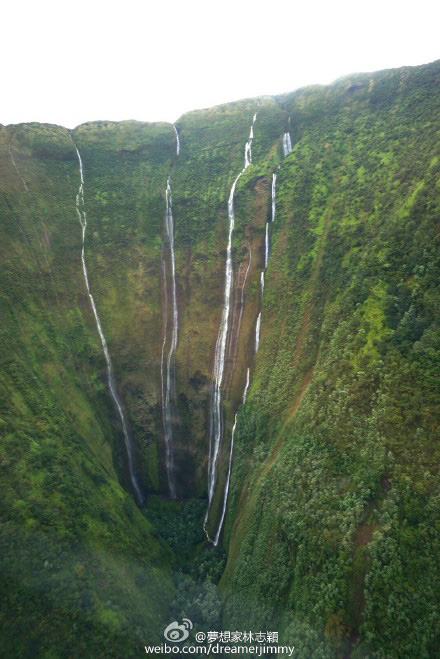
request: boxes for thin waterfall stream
[271,172,277,222]
[74,146,143,505]
[173,126,180,155]
[213,414,238,546]
[205,111,258,536]
[161,175,179,499]
[213,155,282,541]
[9,145,29,192]
[72,112,284,525]
[160,127,180,498]
[210,112,284,543]
[255,312,261,352]
[255,158,282,353]
[283,117,292,157]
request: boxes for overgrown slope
[0,123,174,656]
[0,59,439,658]
[222,61,440,657]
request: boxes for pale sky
[2,0,439,128]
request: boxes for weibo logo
[163,619,193,643]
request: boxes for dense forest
[0,59,439,657]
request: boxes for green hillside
[222,62,440,657]
[0,122,174,656]
[0,59,439,657]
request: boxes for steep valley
[1,60,440,657]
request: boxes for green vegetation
[0,123,174,656]
[145,496,206,558]
[1,60,439,657]
[222,60,440,657]
[145,496,226,641]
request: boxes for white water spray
[283,118,292,157]
[271,173,277,222]
[243,368,250,403]
[213,414,237,546]
[206,111,258,524]
[213,363,251,546]
[74,146,143,505]
[173,126,180,155]
[161,176,179,499]
[282,132,292,157]
[255,312,261,352]
[256,167,278,356]
[244,113,257,168]
[264,222,270,269]
[206,172,239,514]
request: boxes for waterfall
[206,172,240,514]
[282,132,292,157]
[271,173,277,222]
[244,112,257,168]
[209,114,281,539]
[243,368,250,403]
[160,253,169,487]
[283,118,292,157]
[224,243,252,393]
[222,164,276,548]
[264,222,270,269]
[256,167,278,356]
[161,176,179,499]
[206,110,257,525]
[213,414,237,547]
[173,126,180,155]
[257,185,272,348]
[213,360,251,545]
[255,312,261,352]
[74,146,143,506]
[9,145,29,192]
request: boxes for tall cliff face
[0,60,439,656]
[221,63,440,657]
[0,122,175,656]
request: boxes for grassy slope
[221,61,440,657]
[0,123,173,657]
